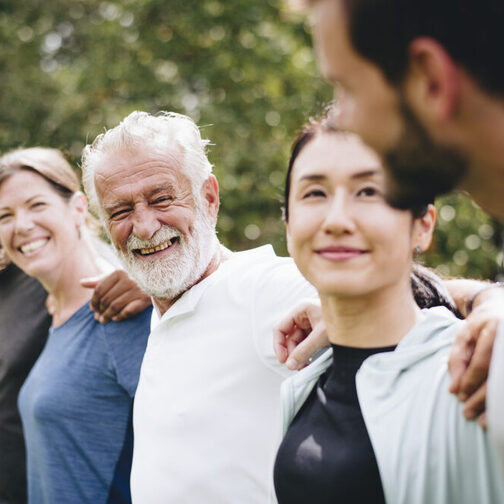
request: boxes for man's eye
[31,201,46,209]
[110,209,131,220]
[0,213,12,222]
[153,197,173,205]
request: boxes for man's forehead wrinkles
[101,175,191,208]
[102,164,172,180]
[127,157,181,171]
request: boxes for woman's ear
[70,191,88,228]
[412,204,436,253]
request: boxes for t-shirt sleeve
[101,306,152,397]
[251,258,319,376]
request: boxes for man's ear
[412,204,437,253]
[200,175,220,225]
[70,191,88,228]
[403,37,461,123]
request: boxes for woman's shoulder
[98,305,152,340]
[401,306,462,350]
[357,307,462,401]
[52,302,95,334]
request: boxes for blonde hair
[0,147,100,234]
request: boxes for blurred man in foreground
[293,0,504,473]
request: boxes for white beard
[115,207,218,300]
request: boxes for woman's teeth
[20,239,48,254]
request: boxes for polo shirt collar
[151,259,227,329]
[150,245,275,330]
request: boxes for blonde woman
[0,148,151,504]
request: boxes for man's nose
[330,91,355,131]
[131,208,161,241]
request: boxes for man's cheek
[110,225,128,252]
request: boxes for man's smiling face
[95,147,217,300]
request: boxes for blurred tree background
[0,0,502,280]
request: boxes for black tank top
[274,343,395,504]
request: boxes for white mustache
[126,226,182,252]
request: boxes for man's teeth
[138,238,176,256]
[20,239,47,254]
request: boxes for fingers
[110,298,153,322]
[89,271,124,315]
[273,332,288,364]
[273,300,322,366]
[95,290,152,324]
[95,290,133,324]
[273,314,298,363]
[458,319,497,398]
[273,324,305,364]
[448,321,475,395]
[448,303,500,429]
[80,274,106,289]
[285,327,311,370]
[276,300,320,334]
[286,322,328,370]
[273,301,316,363]
[463,382,487,421]
[89,270,151,323]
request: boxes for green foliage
[0,0,501,280]
[426,194,503,281]
[0,0,329,249]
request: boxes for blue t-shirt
[18,302,152,504]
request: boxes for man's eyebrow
[103,200,130,214]
[149,184,176,197]
[26,195,51,206]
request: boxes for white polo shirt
[131,245,317,504]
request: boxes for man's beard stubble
[115,207,218,301]
[384,101,469,210]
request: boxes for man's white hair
[81,111,213,218]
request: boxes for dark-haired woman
[273,125,504,503]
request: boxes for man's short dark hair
[342,0,504,97]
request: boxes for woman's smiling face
[0,169,82,280]
[286,131,427,299]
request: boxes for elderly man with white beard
[81,111,317,504]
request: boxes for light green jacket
[280,307,504,504]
